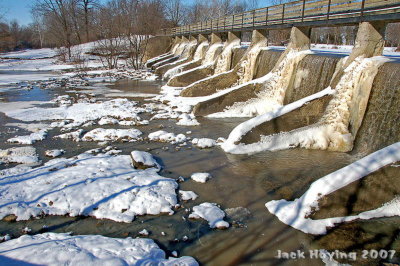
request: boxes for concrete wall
[142,36,173,62]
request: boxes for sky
[0,0,270,26]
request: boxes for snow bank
[0,152,179,222]
[266,142,400,234]
[0,147,39,165]
[0,48,57,59]
[82,128,142,142]
[0,233,198,265]
[191,172,212,183]
[189,203,229,229]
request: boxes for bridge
[160,0,400,36]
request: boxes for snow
[214,39,241,74]
[208,49,312,118]
[148,130,187,144]
[139,229,150,236]
[266,142,400,235]
[191,172,212,183]
[221,87,335,154]
[81,128,143,142]
[177,113,200,126]
[179,190,199,201]
[189,203,230,229]
[7,130,48,144]
[0,233,198,265]
[130,150,160,169]
[45,149,65,158]
[163,41,209,80]
[0,147,39,165]
[0,101,45,113]
[0,152,179,223]
[54,129,85,142]
[192,138,217,149]
[4,98,143,125]
[0,48,57,59]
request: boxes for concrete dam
[145,22,399,156]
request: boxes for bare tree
[164,0,187,26]
[79,0,99,43]
[33,0,76,58]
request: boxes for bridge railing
[158,0,400,36]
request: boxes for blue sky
[1,0,270,26]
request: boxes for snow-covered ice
[179,190,199,201]
[192,138,216,149]
[7,130,48,144]
[148,130,187,144]
[4,98,143,125]
[189,203,230,229]
[191,172,212,183]
[45,149,65,158]
[0,147,39,165]
[0,233,198,265]
[81,128,143,142]
[0,152,179,223]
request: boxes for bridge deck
[162,0,400,36]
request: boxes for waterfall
[173,41,188,56]
[253,50,282,79]
[214,39,241,74]
[181,40,198,58]
[230,48,247,70]
[163,41,209,80]
[284,54,341,104]
[235,43,267,85]
[193,42,209,61]
[316,56,388,151]
[222,56,389,154]
[171,42,180,54]
[353,62,400,154]
[209,50,310,118]
[202,43,224,65]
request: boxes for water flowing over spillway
[173,41,189,56]
[163,41,209,80]
[208,50,311,118]
[214,40,241,74]
[222,56,389,154]
[253,50,282,78]
[353,61,400,154]
[283,54,341,104]
[202,42,224,65]
[235,43,266,85]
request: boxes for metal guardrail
[159,0,400,36]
